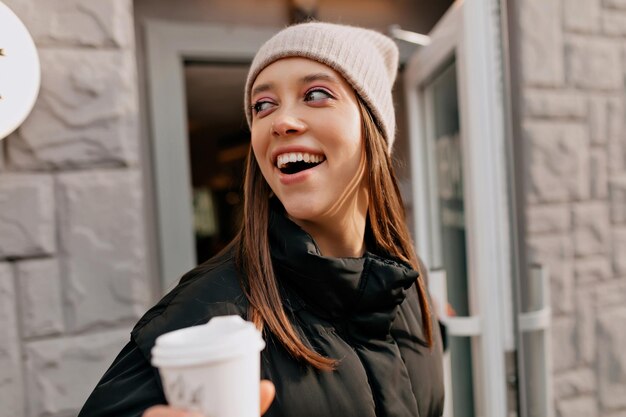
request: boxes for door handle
[517,264,554,417]
[428,268,482,337]
[518,307,551,332]
[440,315,481,337]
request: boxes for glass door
[404,2,515,416]
[425,59,476,417]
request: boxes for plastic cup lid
[151,315,265,367]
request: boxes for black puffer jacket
[79,208,444,417]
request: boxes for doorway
[184,62,249,264]
[143,21,277,288]
[403,2,519,416]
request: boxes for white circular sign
[0,1,40,140]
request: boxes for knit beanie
[244,21,399,153]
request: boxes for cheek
[324,109,361,150]
[340,115,364,159]
[341,106,363,148]
[339,117,365,176]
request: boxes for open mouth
[276,152,326,175]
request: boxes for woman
[79,21,444,417]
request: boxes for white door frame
[404,1,514,416]
[144,21,277,289]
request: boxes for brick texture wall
[0,1,151,416]
[518,0,626,416]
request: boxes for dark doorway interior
[184,61,250,264]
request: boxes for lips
[275,151,326,175]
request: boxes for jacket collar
[268,202,418,337]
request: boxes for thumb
[260,380,276,415]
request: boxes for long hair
[231,96,433,371]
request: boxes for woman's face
[250,57,367,224]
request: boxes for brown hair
[229,96,433,371]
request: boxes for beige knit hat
[244,21,399,153]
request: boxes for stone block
[526,204,571,234]
[604,0,626,9]
[608,134,626,174]
[606,98,623,145]
[523,89,587,119]
[572,202,610,256]
[6,49,139,170]
[524,122,589,204]
[551,317,578,372]
[574,289,595,364]
[613,229,626,277]
[564,0,600,33]
[556,396,598,417]
[554,368,596,399]
[603,11,626,35]
[565,37,622,90]
[527,235,574,314]
[589,98,606,146]
[575,256,612,285]
[607,408,626,417]
[604,97,626,175]
[597,307,626,411]
[16,258,64,339]
[0,174,55,259]
[588,96,624,146]
[24,329,129,417]
[590,149,608,199]
[610,176,626,224]
[0,263,25,417]
[57,170,150,332]
[595,279,626,307]
[517,0,565,87]
[3,0,133,48]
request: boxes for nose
[271,110,307,138]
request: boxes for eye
[304,88,334,102]
[252,100,275,115]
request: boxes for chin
[279,199,324,224]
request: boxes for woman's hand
[143,380,276,417]
[259,380,276,413]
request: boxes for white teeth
[276,152,325,169]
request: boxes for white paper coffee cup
[151,315,266,417]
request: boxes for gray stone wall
[0,1,151,416]
[519,0,626,415]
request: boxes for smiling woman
[79,21,444,417]
[250,58,366,252]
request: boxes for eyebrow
[251,73,341,97]
[300,73,340,85]
[251,83,273,97]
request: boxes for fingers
[446,302,457,317]
[260,380,276,415]
[143,406,202,417]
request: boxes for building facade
[518,1,626,415]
